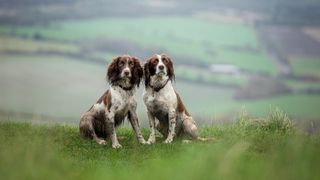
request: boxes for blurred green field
[1,111,319,180]
[289,57,320,77]
[0,16,276,74]
[285,80,320,91]
[0,36,79,53]
[0,16,320,123]
[0,54,106,121]
[0,17,258,46]
[241,95,320,118]
[1,53,320,124]
[175,66,247,86]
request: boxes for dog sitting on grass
[79,55,146,148]
[143,54,199,144]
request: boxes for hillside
[1,110,319,180]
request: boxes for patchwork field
[0,16,275,73]
[1,53,320,125]
[0,15,320,125]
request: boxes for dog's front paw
[97,139,107,145]
[164,138,173,144]
[146,139,156,145]
[139,138,147,144]
[112,143,122,149]
[182,139,192,144]
[147,136,156,144]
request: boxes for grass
[1,110,319,180]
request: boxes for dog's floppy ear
[107,56,121,84]
[162,53,175,81]
[131,57,143,87]
[143,58,151,86]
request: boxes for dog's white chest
[111,86,134,113]
[143,82,177,113]
[146,95,166,111]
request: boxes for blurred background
[0,0,319,129]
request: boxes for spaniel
[80,55,146,148]
[143,54,198,144]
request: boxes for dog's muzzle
[122,69,131,78]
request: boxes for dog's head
[144,54,175,86]
[107,55,143,89]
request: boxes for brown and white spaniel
[143,54,198,144]
[79,55,146,148]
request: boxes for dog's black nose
[159,65,164,70]
[124,70,130,76]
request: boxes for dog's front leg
[128,109,146,144]
[147,111,156,144]
[105,112,122,149]
[164,109,176,144]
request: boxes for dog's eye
[119,61,125,66]
[129,61,134,66]
[154,59,158,63]
[162,58,167,63]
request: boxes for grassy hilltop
[1,110,319,180]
